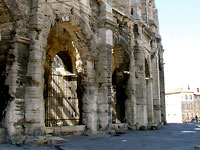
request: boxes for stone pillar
[146,76,154,125]
[151,42,162,124]
[85,60,98,134]
[159,47,166,124]
[134,46,148,127]
[97,0,113,131]
[125,57,137,126]
[141,0,148,21]
[131,0,142,18]
[120,0,131,14]
[144,56,154,125]
[5,37,30,136]
[24,0,45,135]
[147,1,153,20]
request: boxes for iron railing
[45,74,80,127]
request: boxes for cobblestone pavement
[1,123,200,150]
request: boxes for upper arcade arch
[111,34,134,125]
[112,44,130,123]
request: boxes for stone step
[0,128,6,144]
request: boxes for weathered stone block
[98,104,108,113]
[25,87,42,99]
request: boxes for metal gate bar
[45,74,79,127]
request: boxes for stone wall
[0,0,165,141]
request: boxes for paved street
[1,123,200,150]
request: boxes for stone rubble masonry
[0,0,165,144]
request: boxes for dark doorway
[111,45,130,124]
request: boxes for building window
[185,104,188,110]
[187,113,189,120]
[189,95,192,100]
[196,102,198,108]
[184,104,187,110]
[131,8,134,15]
[182,104,185,110]
[185,95,188,100]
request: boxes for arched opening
[131,8,134,15]
[44,24,83,127]
[111,45,130,124]
[0,1,14,126]
[145,59,150,79]
[133,24,139,38]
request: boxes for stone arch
[112,35,132,124]
[2,0,28,30]
[0,1,14,25]
[145,58,150,78]
[42,10,97,63]
[113,34,132,57]
[44,23,83,127]
[40,12,98,129]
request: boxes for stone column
[144,56,154,126]
[131,0,142,18]
[97,0,113,131]
[151,42,162,124]
[120,0,131,14]
[85,60,98,134]
[141,0,148,22]
[5,37,30,136]
[125,56,137,126]
[146,75,154,125]
[134,46,148,127]
[159,47,166,124]
[147,1,153,20]
[24,0,45,135]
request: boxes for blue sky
[155,0,200,92]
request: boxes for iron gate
[45,73,80,127]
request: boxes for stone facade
[0,0,165,141]
[182,90,200,122]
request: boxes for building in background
[166,88,200,123]
[165,88,183,123]
[194,89,200,120]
